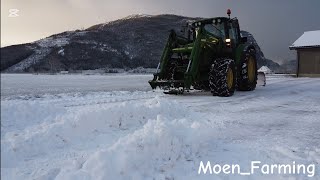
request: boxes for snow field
[1,75,320,180]
[2,91,218,179]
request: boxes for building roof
[289,30,320,50]
[258,66,272,73]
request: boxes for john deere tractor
[149,10,258,97]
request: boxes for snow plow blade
[257,72,266,86]
[163,89,184,95]
[148,78,185,90]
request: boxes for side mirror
[241,37,248,43]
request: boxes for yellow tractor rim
[248,56,255,83]
[227,67,234,89]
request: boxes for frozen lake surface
[1,74,152,98]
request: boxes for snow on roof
[290,30,320,49]
[258,66,272,73]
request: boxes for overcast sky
[1,0,320,63]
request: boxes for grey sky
[1,0,320,63]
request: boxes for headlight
[225,39,231,43]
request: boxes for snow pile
[1,101,65,136]
[1,101,66,167]
[56,115,214,180]
[2,93,216,179]
[1,94,178,145]
[52,97,225,180]
[258,66,273,74]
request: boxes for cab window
[229,22,239,44]
[228,23,236,40]
[204,23,225,38]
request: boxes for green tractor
[149,10,258,97]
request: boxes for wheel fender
[239,44,256,73]
[243,44,255,55]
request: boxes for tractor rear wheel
[238,48,257,91]
[209,59,236,97]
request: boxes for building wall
[298,48,320,76]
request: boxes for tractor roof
[192,17,236,26]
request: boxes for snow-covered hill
[1,74,319,179]
[1,14,280,73]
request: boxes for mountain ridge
[1,14,284,73]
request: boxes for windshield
[204,23,225,38]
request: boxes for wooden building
[289,30,320,77]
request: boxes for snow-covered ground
[1,74,152,98]
[1,74,320,180]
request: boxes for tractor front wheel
[209,59,236,97]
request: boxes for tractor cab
[191,17,246,48]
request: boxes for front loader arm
[149,29,192,88]
[157,30,176,79]
[184,29,204,88]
